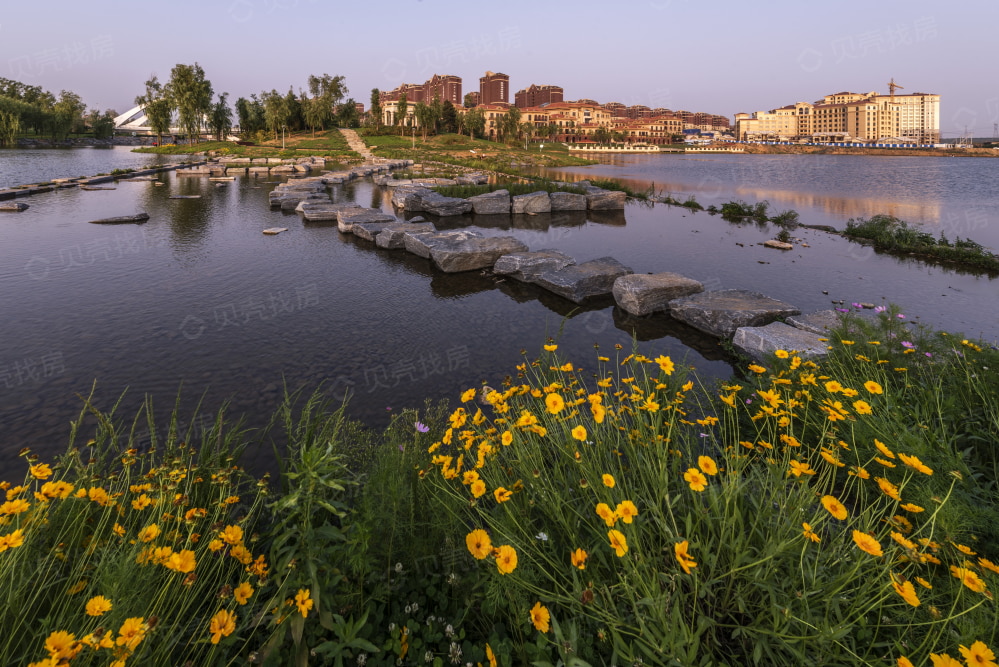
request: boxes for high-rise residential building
[380,75,463,106]
[514,84,564,108]
[479,71,510,105]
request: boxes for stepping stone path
[613,273,704,316]
[668,289,800,339]
[732,322,828,361]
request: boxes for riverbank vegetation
[133,129,359,162]
[844,214,999,273]
[5,310,997,666]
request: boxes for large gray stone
[420,192,473,217]
[732,322,829,361]
[786,310,842,335]
[586,189,627,210]
[301,202,362,221]
[430,236,529,273]
[533,257,634,304]
[493,250,576,282]
[549,192,588,211]
[668,289,801,339]
[468,190,511,215]
[404,229,483,259]
[352,221,398,241]
[337,208,397,233]
[376,222,437,249]
[391,186,434,211]
[612,273,705,316]
[512,191,552,214]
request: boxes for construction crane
[887,78,904,100]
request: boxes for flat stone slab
[493,250,576,282]
[764,239,794,250]
[88,213,149,225]
[263,227,289,235]
[376,222,437,249]
[430,236,529,273]
[533,257,634,304]
[404,229,483,259]
[0,202,29,212]
[468,190,511,215]
[613,272,704,316]
[337,208,396,233]
[732,322,829,361]
[549,192,587,211]
[301,202,362,221]
[786,310,842,335]
[512,191,551,214]
[420,192,473,217]
[391,186,434,211]
[668,289,801,339]
[352,221,398,241]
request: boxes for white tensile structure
[112,104,182,136]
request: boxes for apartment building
[514,84,564,108]
[479,71,510,105]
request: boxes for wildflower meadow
[2,308,997,666]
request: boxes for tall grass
[844,214,999,272]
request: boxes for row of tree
[233,74,360,143]
[0,78,117,146]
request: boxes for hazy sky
[3,0,995,138]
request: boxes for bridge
[112,104,183,137]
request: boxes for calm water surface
[0,146,171,189]
[2,152,997,476]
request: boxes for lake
[2,150,997,476]
[0,146,172,189]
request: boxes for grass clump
[844,214,999,273]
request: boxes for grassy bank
[4,310,998,666]
[362,131,596,175]
[132,129,360,161]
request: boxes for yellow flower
[698,455,718,475]
[470,479,486,498]
[608,529,628,557]
[929,653,963,667]
[461,388,477,403]
[131,493,153,511]
[234,581,253,605]
[820,450,845,468]
[602,474,615,488]
[979,558,999,575]
[675,540,696,573]
[876,477,901,501]
[853,400,872,415]
[87,487,110,506]
[543,344,557,352]
[891,574,920,607]
[821,495,848,520]
[545,392,565,414]
[29,463,53,480]
[788,460,817,477]
[852,530,883,557]
[295,588,314,617]
[802,523,820,543]
[950,566,987,593]
[595,503,618,527]
[44,630,81,661]
[495,545,518,574]
[138,523,160,543]
[898,657,915,667]
[116,617,147,651]
[898,452,933,475]
[501,431,513,446]
[864,381,883,394]
[486,644,498,667]
[959,641,997,667]
[209,609,236,644]
[85,595,113,617]
[572,425,587,441]
[165,549,197,573]
[230,544,253,565]
[570,548,587,570]
[0,498,30,515]
[466,529,492,560]
[494,487,512,503]
[684,468,707,492]
[530,601,551,632]
[655,355,675,375]
[449,408,467,429]
[825,380,842,393]
[874,438,895,459]
[220,525,244,546]
[616,500,638,524]
[774,349,789,359]
[748,364,766,374]
[0,528,25,551]
[38,480,73,500]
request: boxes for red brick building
[514,84,564,108]
[479,71,510,105]
[381,75,462,105]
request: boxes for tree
[89,108,117,140]
[499,106,521,143]
[520,121,536,146]
[165,63,213,144]
[284,88,303,132]
[396,92,408,133]
[262,90,290,140]
[208,93,233,141]
[336,100,360,128]
[303,73,346,134]
[463,92,477,108]
[430,94,443,135]
[235,95,265,139]
[441,100,457,134]
[594,126,611,144]
[0,109,20,147]
[413,102,436,142]
[463,107,485,139]
[135,75,172,145]
[52,90,85,140]
[369,89,382,131]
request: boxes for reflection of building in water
[734,88,940,144]
[731,187,942,223]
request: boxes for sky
[2,0,996,138]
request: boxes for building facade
[381,74,463,106]
[479,71,510,105]
[515,84,564,108]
